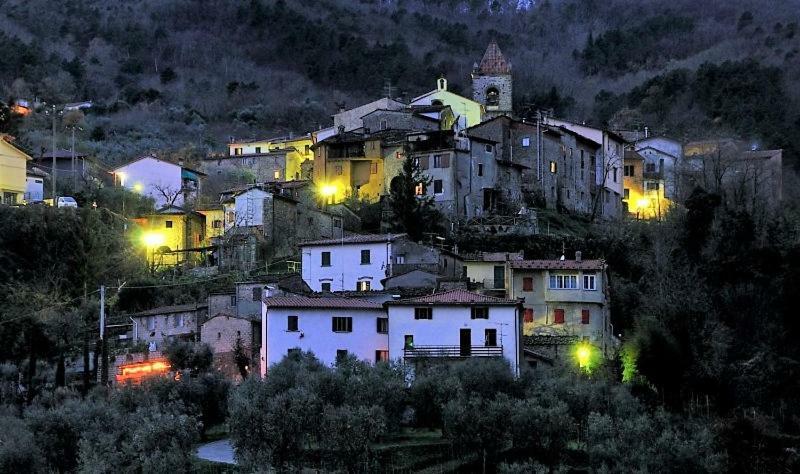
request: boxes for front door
[460,329,471,357]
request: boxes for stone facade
[471,40,513,118]
[130,304,208,351]
[201,314,259,381]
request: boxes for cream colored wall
[0,140,30,201]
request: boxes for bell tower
[471,40,513,118]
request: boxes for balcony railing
[404,345,503,359]
[482,278,506,290]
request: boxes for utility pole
[51,104,57,199]
[99,285,109,386]
[71,126,76,190]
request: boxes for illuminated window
[550,161,557,173]
[522,137,530,147]
[234,148,242,155]
[375,350,389,363]
[415,183,425,196]
[332,316,353,332]
[357,280,371,291]
[274,170,280,180]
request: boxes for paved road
[196,439,236,465]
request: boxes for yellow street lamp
[573,341,599,374]
[142,232,165,271]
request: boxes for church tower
[471,40,513,118]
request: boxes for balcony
[482,278,506,290]
[404,345,503,359]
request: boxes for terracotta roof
[510,259,605,271]
[130,303,208,317]
[263,295,384,310]
[624,150,645,161]
[464,251,524,262]
[476,40,511,74]
[387,289,517,305]
[299,233,406,247]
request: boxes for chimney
[575,251,582,262]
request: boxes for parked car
[43,196,79,208]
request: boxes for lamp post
[142,232,165,273]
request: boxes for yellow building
[197,208,225,244]
[623,150,671,219]
[312,130,407,204]
[410,78,484,130]
[137,206,207,267]
[227,134,314,181]
[0,135,31,205]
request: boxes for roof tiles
[263,295,384,310]
[510,260,605,271]
[388,289,517,305]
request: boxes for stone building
[129,303,208,351]
[472,40,513,119]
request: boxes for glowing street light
[320,184,337,197]
[142,232,165,247]
[573,341,599,374]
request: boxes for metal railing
[404,345,503,359]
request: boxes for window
[335,165,343,175]
[554,309,565,324]
[414,307,432,320]
[305,144,311,154]
[375,350,389,363]
[485,329,497,347]
[212,219,222,228]
[147,316,156,330]
[404,334,414,348]
[624,165,634,177]
[3,192,17,205]
[377,317,388,334]
[255,146,262,153]
[433,154,442,167]
[252,287,262,301]
[360,249,370,264]
[333,219,341,228]
[477,163,484,176]
[522,137,530,147]
[234,147,242,155]
[395,255,405,264]
[613,168,618,182]
[471,307,489,319]
[549,274,578,289]
[523,308,534,323]
[522,277,533,291]
[287,315,298,331]
[645,163,656,173]
[583,274,597,290]
[581,309,590,324]
[217,332,221,340]
[550,161,557,173]
[357,280,371,291]
[332,316,353,332]
[370,162,378,174]
[380,119,388,130]
[321,251,331,267]
[485,144,493,153]
[415,183,425,196]
[433,180,443,195]
[336,349,348,361]
[321,282,331,292]
[230,295,237,306]
[274,170,281,180]
[165,220,173,228]
[645,181,660,191]
[486,87,500,106]
[623,188,630,199]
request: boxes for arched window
[486,87,500,106]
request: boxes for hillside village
[0,40,785,385]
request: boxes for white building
[299,234,400,292]
[386,289,522,375]
[261,295,387,376]
[112,156,204,207]
[333,97,406,133]
[24,167,47,202]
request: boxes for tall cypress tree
[387,150,443,241]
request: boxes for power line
[0,289,101,326]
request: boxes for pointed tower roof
[477,40,511,74]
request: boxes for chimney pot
[575,251,582,262]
